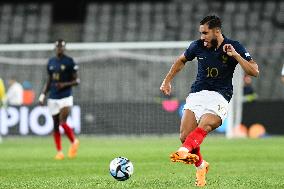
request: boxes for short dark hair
[55,39,66,47]
[200,15,222,29]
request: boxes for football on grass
[109,157,134,181]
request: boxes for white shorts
[183,90,229,123]
[47,96,73,115]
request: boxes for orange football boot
[195,161,210,187]
[54,152,64,160]
[68,139,80,158]
[170,151,199,164]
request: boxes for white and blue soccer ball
[109,157,134,181]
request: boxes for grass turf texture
[0,136,283,189]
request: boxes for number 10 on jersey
[206,67,218,78]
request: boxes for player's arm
[223,44,259,77]
[56,73,80,90]
[68,72,80,87]
[160,54,187,95]
[38,75,51,105]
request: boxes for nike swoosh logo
[194,139,199,145]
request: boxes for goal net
[0,42,242,137]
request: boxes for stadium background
[0,0,283,136]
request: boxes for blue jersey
[184,36,252,102]
[47,55,78,99]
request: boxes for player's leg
[183,113,221,187]
[59,106,75,143]
[48,99,64,160]
[182,113,221,151]
[180,110,206,171]
[182,91,227,152]
[173,91,227,186]
[179,110,208,186]
[170,109,200,164]
[179,109,198,143]
[59,106,79,158]
[53,114,64,160]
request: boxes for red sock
[192,146,203,167]
[60,122,75,143]
[182,127,207,152]
[53,131,62,151]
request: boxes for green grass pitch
[0,136,283,189]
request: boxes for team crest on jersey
[221,55,228,64]
[61,65,66,70]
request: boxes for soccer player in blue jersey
[39,39,80,160]
[160,15,259,186]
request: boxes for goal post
[0,41,242,137]
[226,65,244,138]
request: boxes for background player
[160,15,259,186]
[39,39,80,160]
[0,77,7,107]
